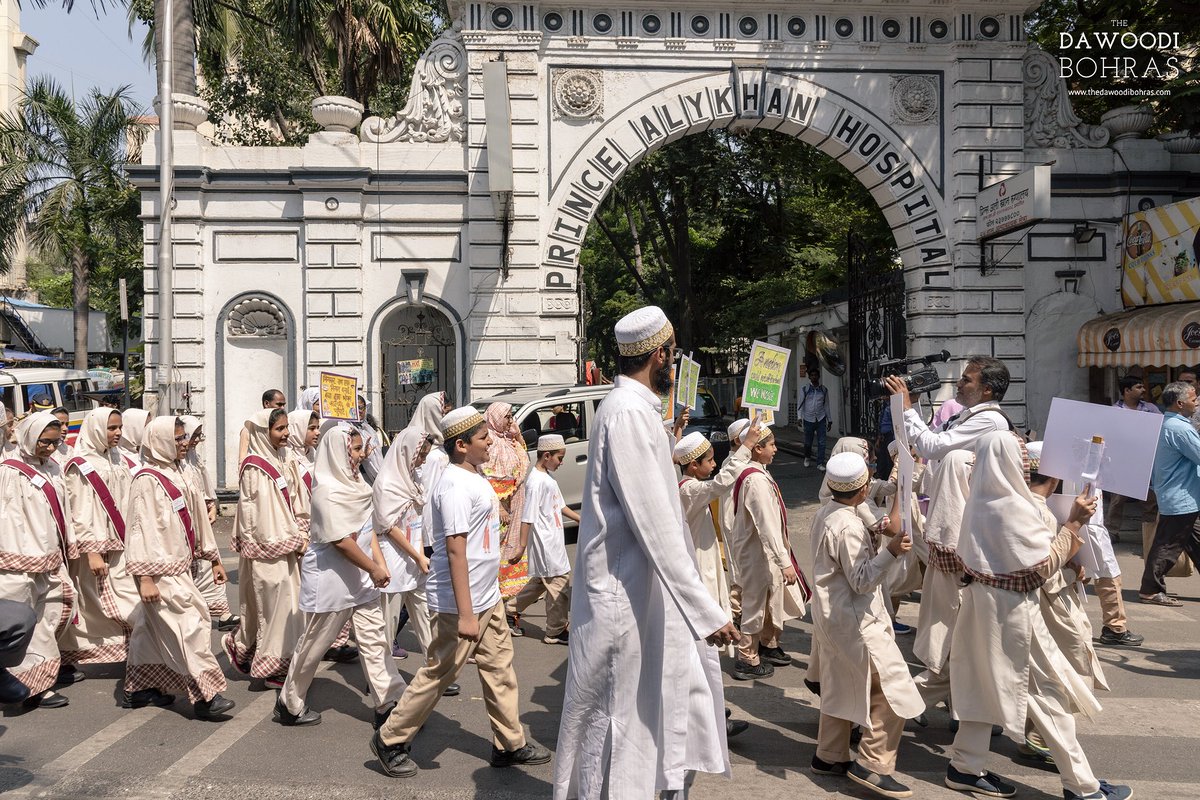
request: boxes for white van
[0,368,98,445]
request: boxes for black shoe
[732,660,774,680]
[727,718,749,738]
[543,629,569,645]
[323,645,359,663]
[811,755,851,775]
[54,665,86,688]
[945,765,1016,797]
[214,615,240,632]
[123,688,175,709]
[847,762,913,798]
[194,694,236,720]
[758,645,792,666]
[506,615,525,637]
[373,701,396,731]
[273,696,321,726]
[725,707,732,718]
[490,739,551,768]
[912,713,929,727]
[850,726,863,746]
[804,678,822,696]
[24,690,69,709]
[1098,627,1144,647]
[1064,780,1135,799]
[443,683,460,697]
[371,730,418,778]
[0,668,30,705]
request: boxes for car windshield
[693,390,721,419]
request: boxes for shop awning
[1077,302,1200,368]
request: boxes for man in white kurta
[810,452,923,797]
[554,306,738,800]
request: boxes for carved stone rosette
[1022,47,1109,149]
[552,69,604,120]
[891,75,938,125]
[360,31,467,143]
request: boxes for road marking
[168,690,278,779]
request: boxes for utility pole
[155,0,175,410]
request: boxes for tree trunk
[155,0,198,120]
[71,245,90,371]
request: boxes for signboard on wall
[1121,196,1200,308]
[976,165,1051,241]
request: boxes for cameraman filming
[884,355,1012,463]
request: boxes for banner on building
[397,358,436,386]
[742,339,791,412]
[319,372,360,421]
[1121,197,1200,307]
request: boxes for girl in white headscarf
[295,387,321,413]
[59,408,139,668]
[123,416,235,719]
[117,408,150,467]
[179,415,237,631]
[0,412,77,708]
[285,410,320,534]
[224,408,305,687]
[407,392,451,558]
[276,424,405,728]
[372,427,434,661]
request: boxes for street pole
[119,277,130,410]
[156,0,175,411]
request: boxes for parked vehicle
[0,368,98,445]
[681,385,731,464]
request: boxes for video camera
[866,350,952,398]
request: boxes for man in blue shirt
[799,370,830,469]
[1139,381,1200,606]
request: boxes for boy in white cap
[810,450,922,799]
[721,417,752,625]
[505,433,579,645]
[729,421,810,680]
[372,406,549,778]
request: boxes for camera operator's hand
[883,376,913,410]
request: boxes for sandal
[1139,592,1183,607]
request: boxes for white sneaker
[817,463,826,471]
[804,458,811,467]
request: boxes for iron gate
[380,305,457,435]
[847,233,906,437]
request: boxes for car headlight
[709,432,728,441]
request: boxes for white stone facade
[131,0,1200,485]
[1,0,36,294]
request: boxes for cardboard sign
[660,380,676,426]
[677,354,701,410]
[742,340,791,412]
[319,372,360,421]
[1039,397,1164,500]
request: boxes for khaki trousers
[381,589,433,657]
[1094,576,1127,633]
[378,600,525,751]
[735,606,777,664]
[729,584,742,617]
[280,597,405,716]
[505,574,570,636]
[816,670,904,775]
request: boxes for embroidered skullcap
[673,431,711,465]
[727,418,750,443]
[1025,440,1042,472]
[537,434,566,451]
[615,305,673,356]
[440,406,485,440]
[826,452,870,493]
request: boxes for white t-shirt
[380,506,425,594]
[426,464,501,614]
[522,468,570,578]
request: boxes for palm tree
[0,78,146,369]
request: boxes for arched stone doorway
[377,303,458,434]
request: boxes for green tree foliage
[582,129,895,375]
[1025,0,1199,132]
[0,79,145,365]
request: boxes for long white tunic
[810,501,924,728]
[554,376,730,800]
[678,445,750,615]
[730,467,806,634]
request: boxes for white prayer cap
[1025,440,1043,471]
[673,431,711,465]
[887,439,900,457]
[537,434,566,451]
[615,305,673,356]
[826,452,870,493]
[440,406,485,440]
[727,418,750,443]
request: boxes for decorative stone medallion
[891,75,938,125]
[553,69,604,120]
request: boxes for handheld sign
[319,372,360,421]
[677,354,701,410]
[890,393,914,538]
[742,340,791,412]
[1039,397,1163,500]
[660,380,676,426]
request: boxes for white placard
[976,165,1051,241]
[891,393,913,538]
[1039,397,1164,501]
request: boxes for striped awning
[1077,302,1200,368]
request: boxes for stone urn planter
[1100,104,1153,141]
[311,96,364,133]
[153,94,210,130]
[1158,131,1200,154]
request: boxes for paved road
[2,447,1198,799]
